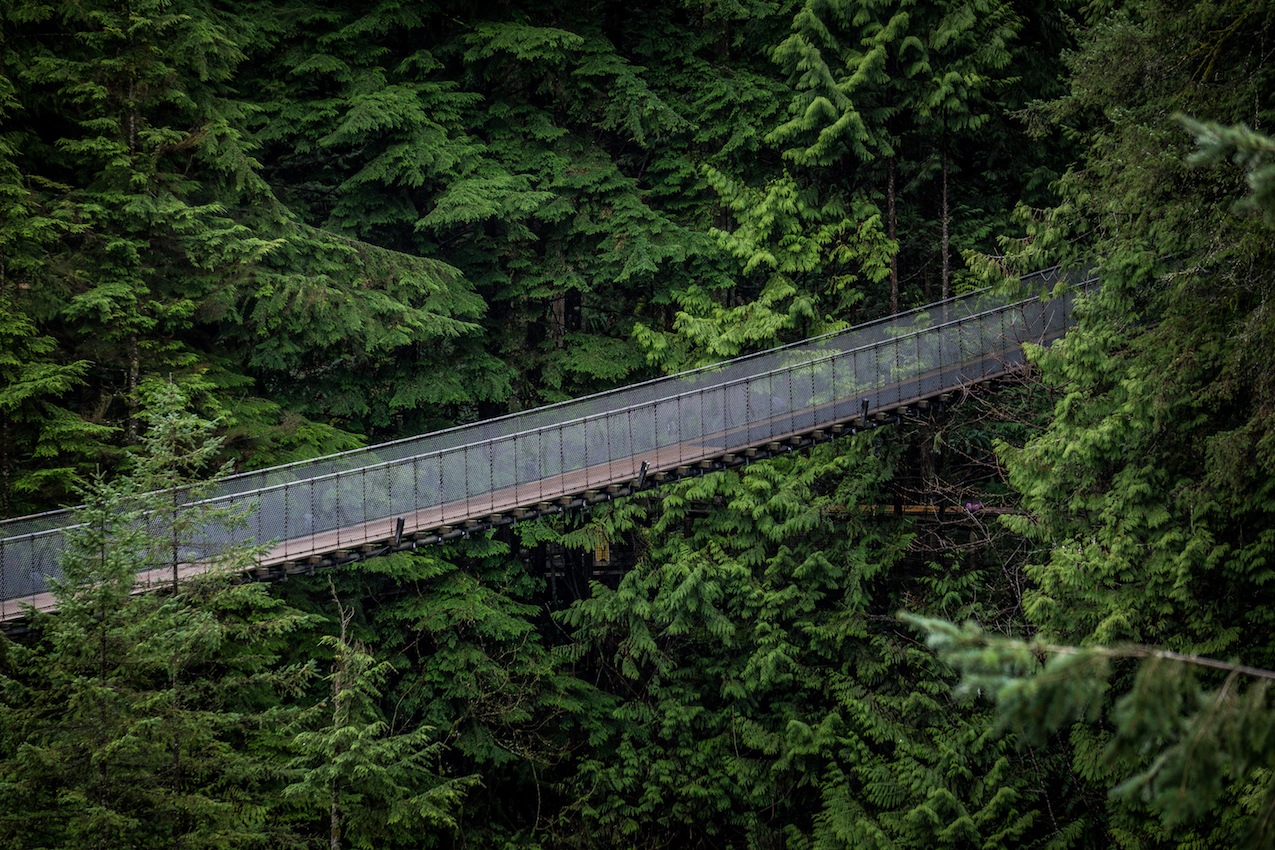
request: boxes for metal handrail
[0,269,1094,615]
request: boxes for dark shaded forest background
[1,0,1274,847]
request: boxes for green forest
[1,0,1274,846]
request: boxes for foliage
[938,0,1275,844]
[8,1,1274,848]
[0,296,101,514]
[994,0,1275,651]
[0,384,315,848]
[1180,116,1275,226]
[763,0,1056,308]
[555,437,1054,848]
[911,616,1275,847]
[282,581,475,849]
[274,536,608,848]
[0,0,1078,513]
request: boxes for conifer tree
[281,580,474,850]
[930,0,1275,843]
[767,0,1038,310]
[8,0,270,440]
[557,437,1052,848]
[313,536,607,846]
[0,57,109,514]
[0,383,315,848]
[0,1,291,497]
[912,617,1275,847]
[0,0,493,493]
[436,7,711,404]
[993,0,1275,658]
[0,297,104,515]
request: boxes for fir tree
[281,580,475,850]
[0,383,315,848]
[935,0,1275,843]
[912,617,1275,847]
[558,436,1051,848]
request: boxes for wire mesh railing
[0,267,1096,619]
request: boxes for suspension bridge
[0,268,1095,622]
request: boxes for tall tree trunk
[329,585,352,850]
[0,260,6,515]
[941,141,950,302]
[1,413,10,516]
[172,489,180,588]
[172,665,184,849]
[888,155,899,315]
[330,776,341,850]
[126,333,139,445]
[329,665,342,850]
[125,88,140,446]
[549,293,566,343]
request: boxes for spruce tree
[281,580,474,850]
[927,0,1275,843]
[557,436,1051,848]
[0,384,314,848]
[912,618,1275,847]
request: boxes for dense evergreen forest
[1,0,1274,846]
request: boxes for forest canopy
[1,0,1273,847]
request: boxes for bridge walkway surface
[0,268,1094,622]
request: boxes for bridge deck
[0,270,1092,622]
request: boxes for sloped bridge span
[0,269,1093,622]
